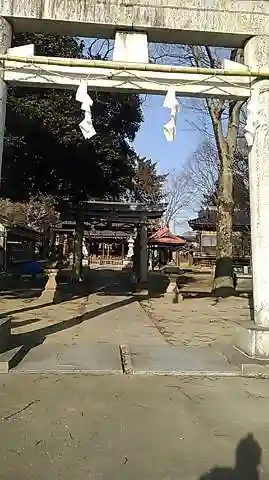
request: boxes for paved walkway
[9,284,164,348]
[0,375,267,479]
[0,268,253,374]
[1,269,165,373]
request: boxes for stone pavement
[12,342,238,375]
[9,280,165,347]
[0,375,268,479]
[0,268,254,375]
[0,269,165,373]
[14,344,123,374]
[126,344,239,376]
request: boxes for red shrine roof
[148,227,186,245]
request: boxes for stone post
[123,235,134,268]
[236,36,269,357]
[63,233,68,256]
[40,268,58,303]
[82,237,88,266]
[140,219,148,284]
[0,19,12,181]
[127,236,134,259]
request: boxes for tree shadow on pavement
[0,268,130,318]
[199,433,261,480]
[10,295,139,347]
[0,274,49,299]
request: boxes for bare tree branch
[163,169,192,228]
[150,41,247,291]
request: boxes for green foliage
[2,33,143,201]
[132,156,166,204]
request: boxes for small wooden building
[188,207,251,265]
[148,227,186,267]
[0,215,43,271]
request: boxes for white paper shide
[163,87,180,142]
[76,80,96,139]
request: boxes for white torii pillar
[0,18,11,180]
[237,36,269,358]
[0,18,11,351]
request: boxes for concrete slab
[217,344,269,377]
[14,343,123,374]
[1,375,269,480]
[0,346,25,373]
[128,344,240,376]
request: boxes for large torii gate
[0,1,268,358]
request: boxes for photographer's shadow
[199,433,262,480]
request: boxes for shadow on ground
[7,268,163,353]
[199,433,261,480]
[10,294,139,348]
[2,267,253,321]
[148,270,213,298]
[0,274,49,299]
[0,268,131,318]
[149,270,253,301]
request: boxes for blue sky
[133,95,203,174]
[133,95,209,232]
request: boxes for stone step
[14,343,123,374]
[0,346,25,373]
[120,344,240,377]
[9,341,269,377]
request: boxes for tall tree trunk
[197,46,245,297]
[211,100,245,296]
[166,45,246,297]
[212,129,234,295]
[191,46,236,295]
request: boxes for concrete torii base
[235,324,269,359]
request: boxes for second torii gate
[0,3,268,357]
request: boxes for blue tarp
[21,261,43,275]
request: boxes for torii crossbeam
[3,53,252,99]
